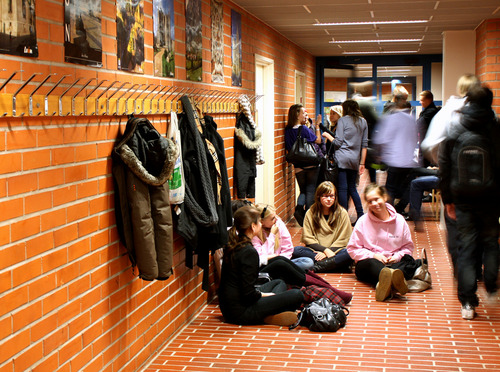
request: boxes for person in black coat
[218,206,304,326]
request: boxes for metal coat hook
[13,72,42,117]
[125,83,144,115]
[72,78,95,116]
[159,86,177,114]
[107,82,129,115]
[116,83,138,115]
[0,70,22,92]
[84,79,107,116]
[96,81,119,115]
[59,78,81,116]
[45,74,70,116]
[141,84,160,114]
[29,73,56,116]
[149,85,169,114]
[133,83,152,115]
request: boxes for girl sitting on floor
[295,181,354,273]
[347,183,418,302]
[218,206,304,326]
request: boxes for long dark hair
[309,181,343,231]
[342,99,363,130]
[286,104,303,129]
[223,206,260,264]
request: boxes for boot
[294,205,305,226]
[391,268,408,295]
[313,256,339,273]
[376,267,393,301]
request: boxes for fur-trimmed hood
[114,117,179,186]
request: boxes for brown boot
[391,268,409,295]
[376,268,393,301]
[264,311,298,326]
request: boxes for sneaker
[461,303,475,320]
[264,311,298,326]
[376,268,392,301]
[391,269,409,295]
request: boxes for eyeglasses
[321,194,336,199]
[260,206,268,218]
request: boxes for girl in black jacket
[218,206,304,326]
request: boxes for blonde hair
[254,203,280,253]
[456,74,481,97]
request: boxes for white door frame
[255,54,275,205]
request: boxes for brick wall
[0,1,315,371]
[476,18,500,115]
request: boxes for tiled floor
[143,175,500,372]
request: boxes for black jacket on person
[112,117,178,280]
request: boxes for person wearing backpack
[438,86,500,320]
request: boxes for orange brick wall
[476,18,500,115]
[324,77,347,91]
[0,1,315,371]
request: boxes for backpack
[450,126,497,197]
[289,298,349,332]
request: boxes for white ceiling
[231,0,500,56]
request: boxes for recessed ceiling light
[330,38,422,43]
[314,20,428,26]
[303,5,311,14]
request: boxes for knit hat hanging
[238,95,265,165]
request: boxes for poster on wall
[231,9,242,87]
[211,0,224,83]
[0,0,38,57]
[153,0,175,77]
[64,0,102,67]
[116,0,144,73]
[185,0,202,81]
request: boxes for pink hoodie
[251,217,294,265]
[347,203,414,263]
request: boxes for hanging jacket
[112,117,178,281]
[234,112,260,198]
[175,97,232,290]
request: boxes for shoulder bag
[289,297,349,332]
[317,142,338,187]
[286,126,320,168]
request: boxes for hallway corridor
[143,193,500,371]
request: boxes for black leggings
[260,256,306,286]
[238,279,304,325]
[354,255,418,286]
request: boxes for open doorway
[255,55,275,205]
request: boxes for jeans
[409,175,440,218]
[291,257,314,271]
[455,204,499,306]
[386,167,414,212]
[260,256,306,286]
[295,167,320,209]
[293,246,353,266]
[337,168,363,218]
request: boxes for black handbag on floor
[286,126,320,168]
[289,297,349,332]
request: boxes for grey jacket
[112,117,178,281]
[333,115,368,170]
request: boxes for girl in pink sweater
[347,184,418,301]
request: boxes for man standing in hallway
[438,86,500,320]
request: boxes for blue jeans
[455,204,499,306]
[409,175,440,218]
[337,168,363,218]
[291,257,314,271]
[293,246,353,267]
[295,167,319,209]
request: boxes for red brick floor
[143,174,500,372]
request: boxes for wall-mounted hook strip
[140,84,160,114]
[13,72,42,117]
[84,79,107,116]
[158,85,176,114]
[133,83,152,115]
[29,73,55,116]
[59,78,81,116]
[72,78,95,116]
[96,81,119,115]
[107,82,129,115]
[161,86,182,114]
[45,74,70,116]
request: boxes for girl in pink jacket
[347,184,418,301]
